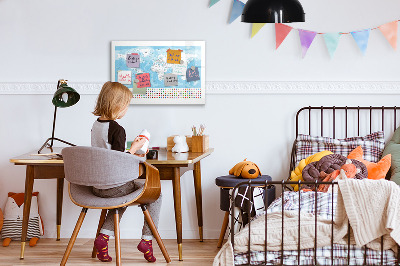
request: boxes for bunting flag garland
[275,23,293,49]
[351,29,370,55]
[298,30,317,58]
[229,0,245,24]
[209,0,220,8]
[378,21,398,50]
[251,23,266,38]
[207,4,400,57]
[323,33,341,58]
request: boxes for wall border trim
[0,81,399,95]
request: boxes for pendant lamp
[38,79,80,154]
[241,0,305,23]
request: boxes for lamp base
[38,137,76,154]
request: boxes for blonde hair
[93,81,133,120]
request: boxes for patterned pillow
[294,131,385,166]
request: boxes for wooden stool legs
[141,205,171,263]
[114,209,121,266]
[60,208,88,266]
[91,209,108,258]
[217,211,230,248]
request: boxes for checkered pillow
[294,131,385,166]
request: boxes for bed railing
[289,106,400,180]
[230,180,400,266]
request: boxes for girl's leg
[141,192,162,240]
[92,181,136,262]
[99,207,127,237]
[134,180,162,262]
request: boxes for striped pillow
[294,131,385,166]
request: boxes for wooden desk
[10,147,213,261]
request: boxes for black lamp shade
[241,0,305,23]
[52,84,80,108]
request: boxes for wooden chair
[60,146,171,265]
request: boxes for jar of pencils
[191,124,208,152]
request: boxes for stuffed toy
[172,135,189,153]
[348,146,391,180]
[289,150,333,191]
[229,159,261,179]
[1,192,44,247]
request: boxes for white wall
[1,0,400,240]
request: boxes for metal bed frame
[230,106,400,266]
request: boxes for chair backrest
[62,146,145,187]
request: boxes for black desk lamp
[38,79,80,154]
[241,0,305,23]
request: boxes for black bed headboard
[289,106,400,179]
[296,106,399,138]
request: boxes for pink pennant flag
[275,23,293,49]
[298,29,318,58]
[378,21,398,50]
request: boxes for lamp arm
[50,79,61,148]
[50,105,57,148]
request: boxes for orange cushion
[348,146,391,180]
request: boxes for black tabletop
[215,175,272,188]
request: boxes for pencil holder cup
[191,135,209,153]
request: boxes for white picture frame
[111,41,206,104]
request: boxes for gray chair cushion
[69,180,145,208]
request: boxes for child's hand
[134,149,149,157]
[129,137,147,155]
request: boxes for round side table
[215,175,275,248]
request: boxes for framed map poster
[111,41,205,104]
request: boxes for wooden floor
[0,239,221,265]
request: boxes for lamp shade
[52,84,80,108]
[241,0,305,23]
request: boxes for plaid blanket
[234,191,397,265]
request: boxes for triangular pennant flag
[229,0,245,24]
[275,23,293,49]
[351,29,370,55]
[209,0,220,7]
[251,23,266,38]
[298,29,317,58]
[323,33,341,58]
[378,21,398,50]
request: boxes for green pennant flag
[209,0,221,7]
[323,33,341,58]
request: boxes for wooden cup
[191,135,209,153]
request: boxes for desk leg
[56,178,64,241]
[193,161,203,242]
[172,167,183,261]
[20,165,35,259]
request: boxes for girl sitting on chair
[91,81,162,263]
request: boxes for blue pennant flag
[323,33,341,58]
[229,0,245,23]
[351,29,371,55]
[209,0,221,7]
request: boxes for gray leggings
[92,180,162,240]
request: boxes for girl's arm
[128,137,147,155]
